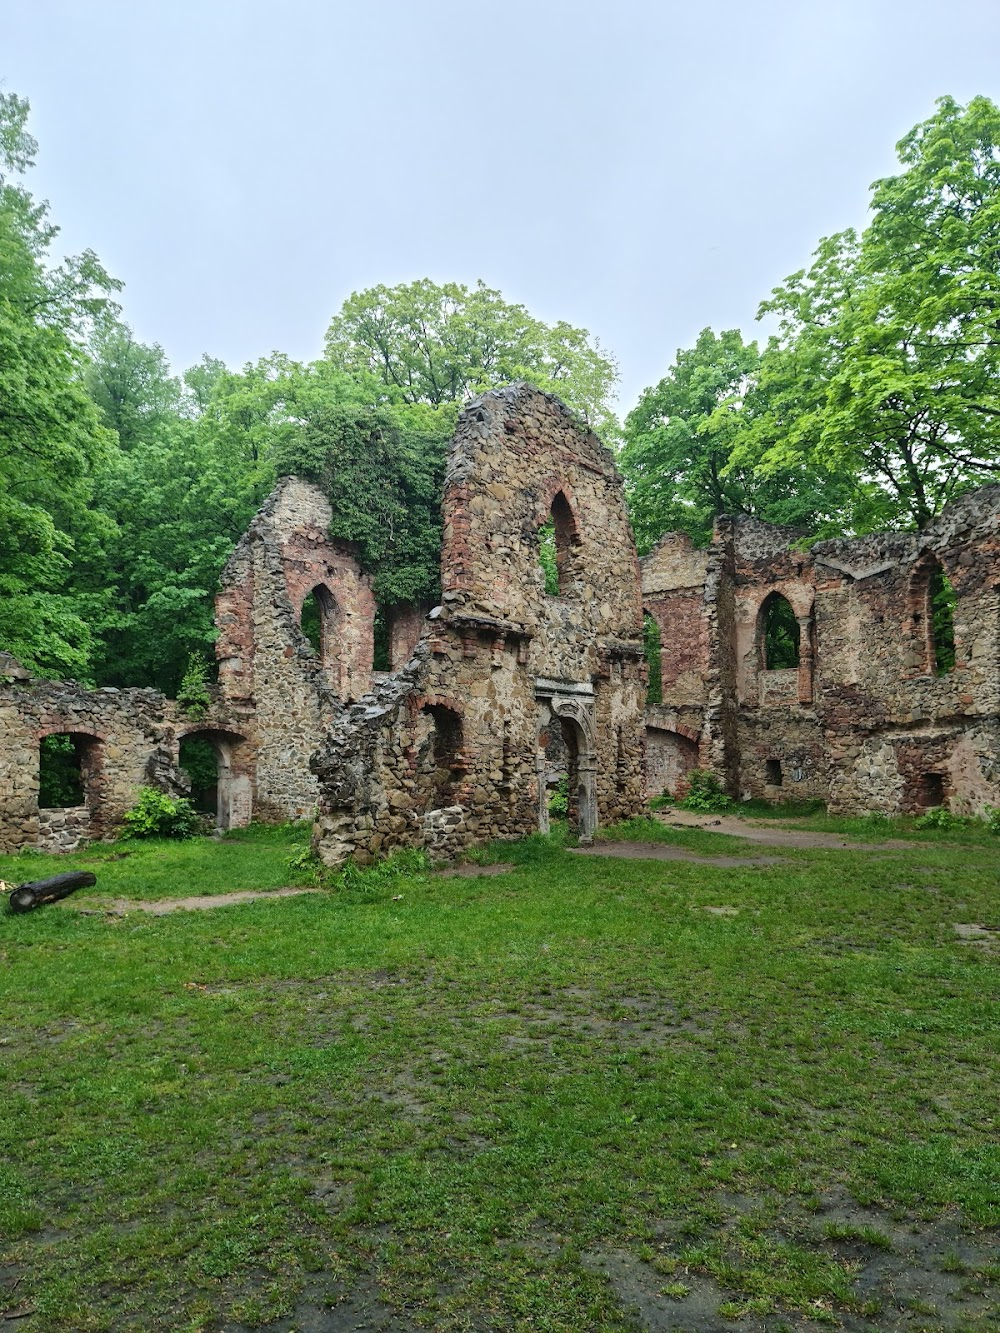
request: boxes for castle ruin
[2,385,999,858]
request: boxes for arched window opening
[911,557,956,676]
[761,593,800,670]
[420,705,464,807]
[643,611,662,705]
[179,735,219,815]
[39,734,96,809]
[300,584,338,660]
[537,490,579,597]
[930,565,956,676]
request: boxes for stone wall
[312,384,648,866]
[216,475,375,821]
[0,660,255,853]
[642,488,1000,815]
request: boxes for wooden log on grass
[6,871,97,914]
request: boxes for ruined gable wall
[313,384,647,866]
[216,476,375,821]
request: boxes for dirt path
[655,809,920,851]
[71,886,322,915]
[571,842,782,867]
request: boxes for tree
[620,329,858,549]
[325,278,620,442]
[741,96,1000,530]
[0,92,118,677]
[84,316,184,451]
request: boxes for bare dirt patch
[657,809,921,852]
[572,841,782,867]
[435,862,515,878]
[69,887,321,915]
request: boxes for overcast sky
[5,0,1000,413]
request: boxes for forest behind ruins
[5,90,1000,693]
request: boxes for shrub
[177,654,212,720]
[548,775,569,819]
[678,769,732,813]
[121,787,204,840]
[983,806,1000,835]
[913,805,966,831]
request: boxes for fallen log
[6,871,97,914]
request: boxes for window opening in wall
[537,517,559,595]
[39,734,87,808]
[916,772,945,808]
[537,490,578,596]
[300,584,337,659]
[373,605,391,672]
[643,611,663,705]
[180,735,219,815]
[930,566,956,675]
[421,705,463,806]
[765,759,783,787]
[761,594,800,669]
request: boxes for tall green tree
[620,328,858,549]
[741,95,1000,530]
[0,92,118,677]
[325,278,621,442]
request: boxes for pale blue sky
[5,0,1000,413]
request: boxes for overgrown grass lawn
[1,821,998,1331]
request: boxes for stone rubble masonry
[642,486,1000,815]
[311,383,648,866]
[215,475,376,820]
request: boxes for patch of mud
[224,1278,424,1333]
[69,887,321,915]
[573,841,782,867]
[586,1191,999,1331]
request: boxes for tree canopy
[0,92,119,677]
[325,278,620,442]
[622,95,1000,546]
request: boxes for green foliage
[913,806,966,831]
[273,402,448,606]
[337,848,431,900]
[762,595,800,669]
[0,92,119,678]
[644,611,663,705]
[120,786,203,840]
[620,329,857,550]
[678,769,732,812]
[983,806,1000,835]
[931,568,957,675]
[178,736,218,793]
[737,95,1000,532]
[537,517,559,595]
[547,775,570,819]
[325,278,621,442]
[177,654,212,718]
[38,734,84,808]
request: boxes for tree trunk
[6,872,97,914]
